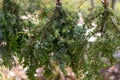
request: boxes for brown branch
[56,0,60,3]
[56,0,62,7]
[100,21,107,33]
[101,0,109,9]
[78,0,87,9]
[110,17,120,33]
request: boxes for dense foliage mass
[0,0,120,80]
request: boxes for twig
[78,0,87,9]
[110,17,120,33]
[100,21,107,34]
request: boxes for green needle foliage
[0,0,24,67]
[83,5,120,79]
[20,2,86,79]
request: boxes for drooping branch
[55,0,63,20]
[40,0,63,42]
[100,0,109,33]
